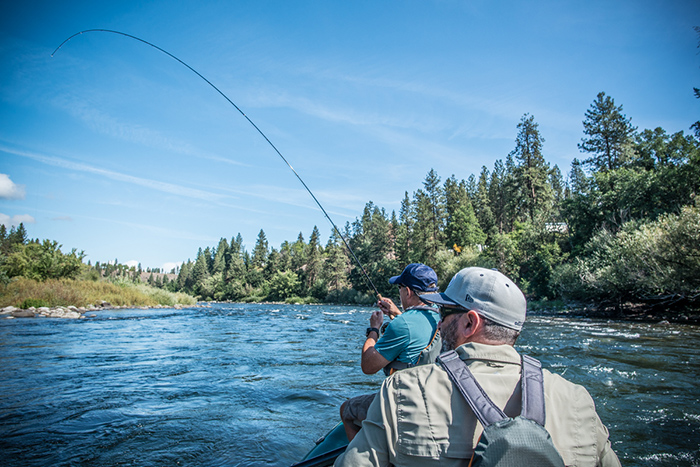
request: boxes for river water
[0,303,698,466]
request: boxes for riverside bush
[553,204,700,307]
[20,298,49,309]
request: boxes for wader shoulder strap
[521,354,546,427]
[437,350,547,427]
[437,350,506,427]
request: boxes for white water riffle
[0,303,698,466]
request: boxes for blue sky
[1,1,698,272]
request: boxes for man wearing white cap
[335,267,620,467]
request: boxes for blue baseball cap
[388,263,439,292]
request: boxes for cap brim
[388,275,402,285]
[419,292,462,308]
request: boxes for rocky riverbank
[1,301,191,319]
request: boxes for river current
[0,303,698,466]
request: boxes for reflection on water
[0,304,698,466]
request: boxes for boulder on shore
[12,309,36,318]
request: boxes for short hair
[480,315,520,345]
[410,286,438,296]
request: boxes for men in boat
[340,263,441,442]
[335,267,621,467]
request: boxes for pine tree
[412,170,445,265]
[277,240,293,271]
[191,248,210,289]
[177,260,192,291]
[510,114,553,222]
[394,192,412,265]
[264,248,281,281]
[579,92,636,173]
[475,166,495,235]
[306,226,322,291]
[212,238,228,275]
[290,232,307,273]
[251,229,269,270]
[444,175,485,252]
[487,162,509,235]
[0,224,8,255]
[202,247,213,274]
[322,228,350,293]
[550,165,565,203]
[423,168,445,247]
[10,223,27,245]
[224,233,246,282]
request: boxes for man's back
[374,306,439,367]
[335,342,620,467]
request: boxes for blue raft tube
[290,422,349,467]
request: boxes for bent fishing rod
[52,29,381,298]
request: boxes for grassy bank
[0,277,196,309]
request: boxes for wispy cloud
[64,211,219,244]
[3,145,226,202]
[50,93,250,168]
[1,142,358,218]
[309,67,538,125]
[249,89,445,133]
[0,173,26,200]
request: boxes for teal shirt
[374,306,440,365]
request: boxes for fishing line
[52,29,381,298]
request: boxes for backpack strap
[520,355,546,427]
[437,350,506,427]
[438,351,548,428]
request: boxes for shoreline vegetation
[1,93,698,322]
[2,276,697,325]
[0,277,197,318]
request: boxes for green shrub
[20,298,49,309]
[552,204,700,305]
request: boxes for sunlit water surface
[1,303,698,466]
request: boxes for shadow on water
[0,304,698,466]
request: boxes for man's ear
[406,287,418,301]
[463,310,482,340]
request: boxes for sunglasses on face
[439,305,468,320]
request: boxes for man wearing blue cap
[340,263,441,442]
[335,267,620,466]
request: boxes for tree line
[1,91,698,314]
